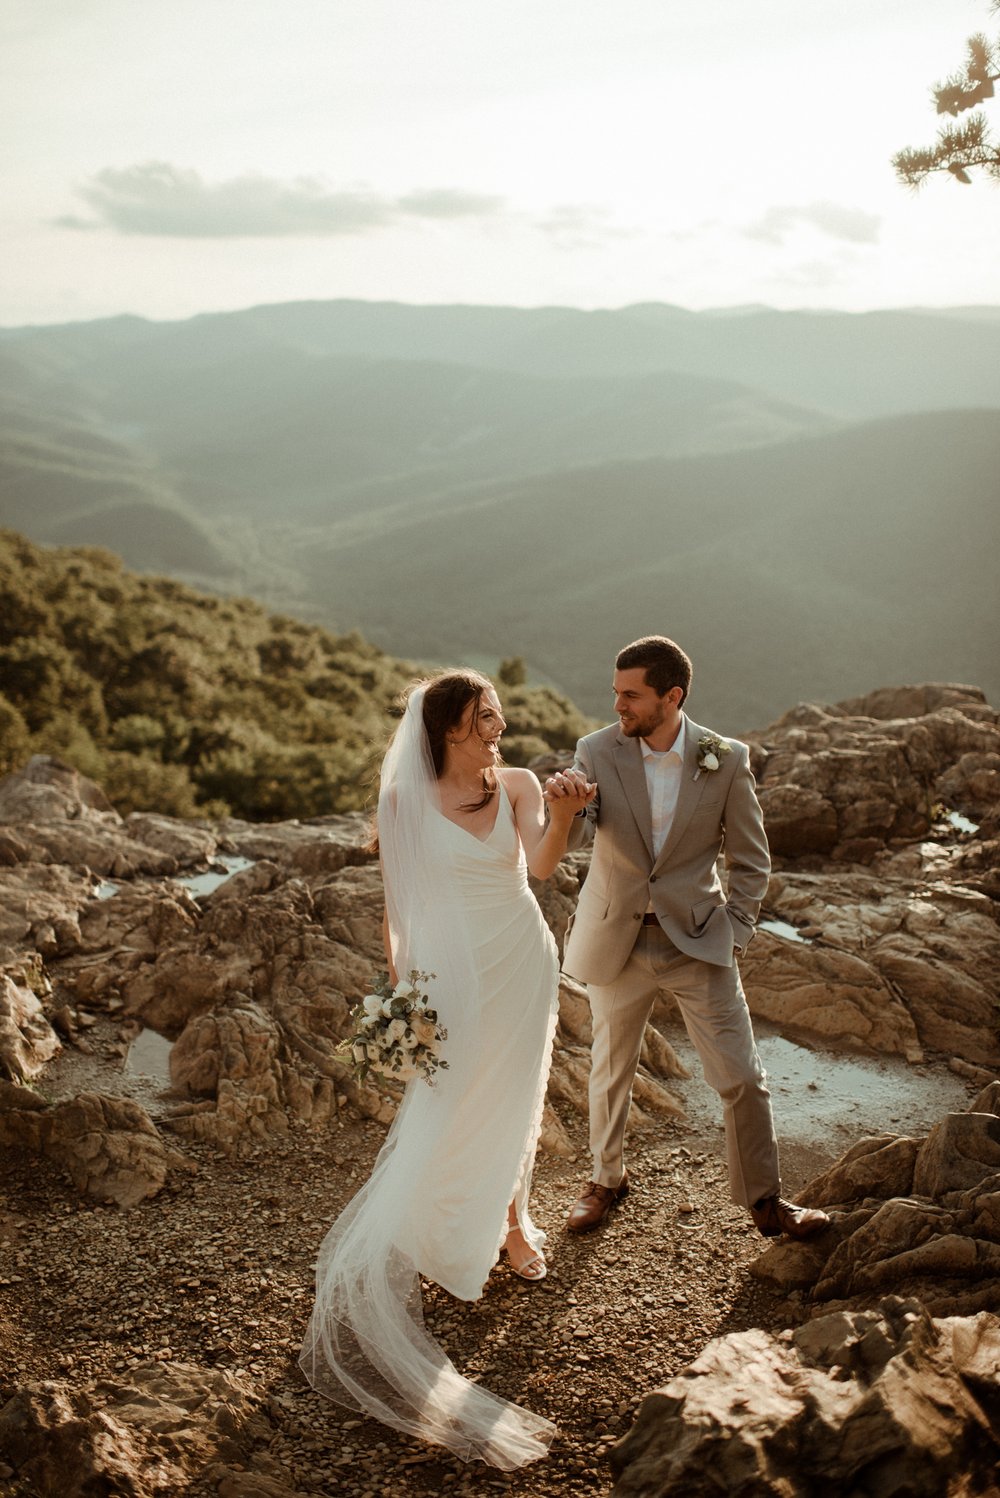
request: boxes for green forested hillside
[0,531,592,819]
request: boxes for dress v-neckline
[438,779,507,845]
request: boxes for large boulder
[748,688,999,860]
[213,812,372,876]
[0,758,190,879]
[0,1361,306,1498]
[744,844,1000,1070]
[610,1299,1000,1497]
[0,754,116,823]
[753,1089,1000,1317]
[0,973,61,1081]
[166,997,337,1153]
[0,1089,194,1207]
[0,863,93,955]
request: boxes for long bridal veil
[298,684,557,1469]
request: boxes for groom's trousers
[587,923,780,1208]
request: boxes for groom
[546,635,828,1242]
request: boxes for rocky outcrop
[748,684,999,860]
[167,997,339,1151]
[0,1361,308,1498]
[0,863,94,957]
[0,1087,195,1207]
[610,1298,1000,1497]
[0,755,199,879]
[0,682,997,1162]
[0,972,61,1081]
[0,689,997,1498]
[0,757,687,1155]
[738,685,1000,1069]
[752,1084,1000,1317]
[742,837,1000,1066]
[212,812,372,877]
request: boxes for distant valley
[1,299,998,727]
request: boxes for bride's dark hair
[420,669,500,810]
[367,669,500,851]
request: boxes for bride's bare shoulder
[497,766,541,803]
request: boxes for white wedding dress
[299,758,560,1469]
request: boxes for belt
[641,912,660,926]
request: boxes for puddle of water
[666,1021,974,1151]
[89,857,256,903]
[175,855,255,898]
[759,918,811,945]
[124,1028,175,1086]
[946,810,979,835]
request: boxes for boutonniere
[694,732,732,780]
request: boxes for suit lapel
[652,715,709,872]
[612,731,654,861]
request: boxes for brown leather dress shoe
[567,1172,630,1233]
[750,1194,830,1241]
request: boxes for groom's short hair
[616,636,693,704]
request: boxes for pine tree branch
[894,8,1000,187]
[933,36,999,115]
[894,113,1000,186]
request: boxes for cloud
[535,202,628,249]
[395,187,505,220]
[743,201,881,246]
[56,162,507,238]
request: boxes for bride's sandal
[505,1226,547,1282]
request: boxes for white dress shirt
[640,715,686,861]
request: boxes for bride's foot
[505,1224,547,1282]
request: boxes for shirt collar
[640,713,686,761]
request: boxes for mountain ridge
[1,298,996,728]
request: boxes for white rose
[381,998,395,1017]
[362,995,383,1017]
[702,752,720,771]
[400,1028,419,1050]
[387,1018,407,1041]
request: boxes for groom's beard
[619,705,667,739]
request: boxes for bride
[298,669,594,1469]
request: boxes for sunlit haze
[3,0,999,325]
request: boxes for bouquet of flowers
[339,969,448,1087]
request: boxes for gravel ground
[0,1081,823,1498]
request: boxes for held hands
[543,768,596,822]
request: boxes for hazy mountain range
[1,300,998,728]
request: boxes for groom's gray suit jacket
[562,715,771,987]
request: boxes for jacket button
[633,912,642,921]
[650,875,657,883]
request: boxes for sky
[3,0,999,327]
